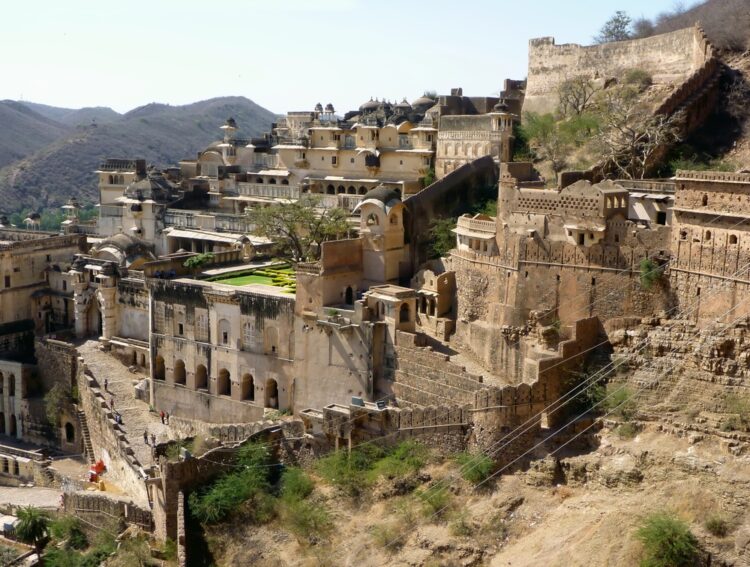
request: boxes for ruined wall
[62,491,152,532]
[524,26,711,115]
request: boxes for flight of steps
[77,410,95,464]
[392,342,486,407]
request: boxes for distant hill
[640,0,750,51]
[0,96,276,212]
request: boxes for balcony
[456,215,496,234]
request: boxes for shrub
[704,515,729,537]
[606,386,637,421]
[428,218,457,259]
[454,452,494,485]
[417,485,453,520]
[640,258,663,289]
[280,467,314,502]
[315,444,385,497]
[281,499,332,542]
[50,515,88,550]
[449,511,474,537]
[615,422,639,439]
[369,440,429,480]
[624,68,653,90]
[371,522,402,550]
[636,512,699,567]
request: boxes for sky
[0,0,692,116]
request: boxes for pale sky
[1,0,690,116]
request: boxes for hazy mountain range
[0,96,276,213]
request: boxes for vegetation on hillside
[636,512,700,567]
[0,96,275,213]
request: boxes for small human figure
[165,411,170,425]
[160,410,165,424]
[104,378,108,392]
[150,433,156,446]
[143,430,148,445]
[110,396,115,409]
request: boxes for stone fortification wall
[62,491,152,532]
[404,156,497,271]
[524,26,711,115]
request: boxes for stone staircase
[393,342,486,407]
[77,409,95,464]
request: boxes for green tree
[522,113,594,183]
[594,11,632,43]
[16,506,50,564]
[247,197,349,262]
[636,512,699,567]
[183,252,215,273]
[427,218,456,259]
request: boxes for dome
[224,117,237,128]
[363,185,401,204]
[412,95,436,108]
[325,103,335,112]
[92,233,156,268]
[395,98,412,110]
[493,100,509,112]
[359,98,379,112]
[314,102,323,112]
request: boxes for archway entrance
[265,379,279,409]
[241,373,254,401]
[154,356,165,381]
[173,360,186,385]
[195,365,208,390]
[65,422,75,443]
[399,303,410,323]
[87,300,102,337]
[0,413,5,435]
[217,369,231,396]
[345,286,354,305]
[9,415,17,437]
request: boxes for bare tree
[593,86,681,179]
[558,76,599,118]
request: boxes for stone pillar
[98,286,117,347]
[73,282,89,338]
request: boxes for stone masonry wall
[524,26,711,115]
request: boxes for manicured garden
[208,264,296,293]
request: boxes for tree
[557,76,599,118]
[16,506,49,564]
[428,218,456,259]
[522,113,594,183]
[247,196,349,263]
[592,86,681,179]
[594,11,632,43]
[636,512,699,567]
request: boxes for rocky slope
[0,96,276,212]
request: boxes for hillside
[0,96,276,212]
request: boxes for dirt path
[77,341,172,467]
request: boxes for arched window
[347,186,356,194]
[730,234,738,244]
[337,185,345,194]
[195,364,208,390]
[281,179,289,185]
[217,369,231,396]
[154,356,165,381]
[269,178,277,185]
[399,303,410,323]
[358,186,367,195]
[702,194,708,206]
[326,184,335,195]
[65,422,75,443]
[241,374,254,401]
[265,379,279,409]
[8,375,15,397]
[366,213,379,226]
[680,230,687,241]
[256,177,264,183]
[705,230,712,241]
[173,359,186,385]
[420,296,427,313]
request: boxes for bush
[454,452,494,485]
[50,515,87,550]
[369,440,429,480]
[624,69,653,90]
[704,515,729,537]
[428,218,457,259]
[606,386,637,421]
[615,422,639,439]
[280,467,314,502]
[417,485,453,520]
[636,513,699,567]
[640,258,663,289]
[281,499,332,542]
[370,522,403,550]
[449,511,474,537]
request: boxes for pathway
[77,341,172,467]
[0,486,60,509]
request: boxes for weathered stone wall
[524,26,711,115]
[62,491,152,531]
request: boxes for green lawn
[210,264,296,293]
